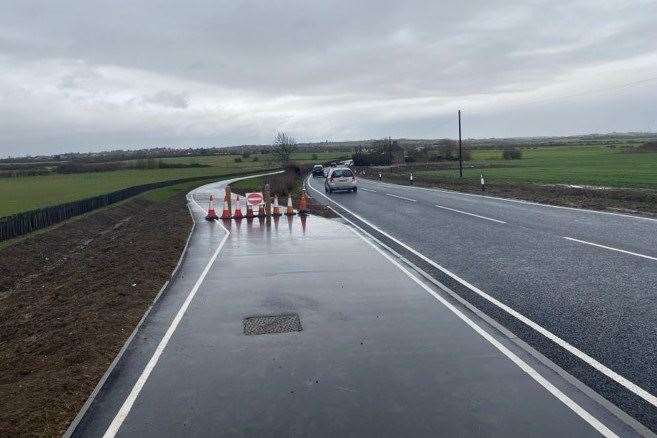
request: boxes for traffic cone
[298,189,309,216]
[285,194,294,216]
[233,195,243,219]
[220,197,231,219]
[272,196,282,216]
[205,195,219,221]
[246,203,254,219]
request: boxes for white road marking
[563,237,657,262]
[306,176,657,409]
[365,179,657,223]
[103,191,233,437]
[434,204,506,224]
[385,193,416,202]
[338,206,617,437]
[360,187,377,193]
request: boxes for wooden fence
[0,172,265,242]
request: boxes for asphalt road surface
[66,176,641,437]
[307,175,657,433]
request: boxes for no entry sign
[245,192,264,206]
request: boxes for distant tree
[272,132,297,164]
[502,147,522,160]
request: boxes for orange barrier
[220,197,231,219]
[298,189,309,216]
[234,195,243,219]
[272,196,282,216]
[285,194,294,216]
[205,194,219,221]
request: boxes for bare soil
[0,188,193,436]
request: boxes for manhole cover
[243,313,302,336]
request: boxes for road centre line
[368,179,657,223]
[385,193,416,202]
[359,187,377,192]
[563,237,657,262]
[306,176,657,409]
[434,204,506,224]
[339,207,617,437]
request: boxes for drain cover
[243,313,302,336]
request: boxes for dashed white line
[434,204,506,224]
[563,237,657,262]
[369,179,657,223]
[385,193,416,202]
[360,187,377,193]
[306,176,657,410]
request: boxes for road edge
[305,175,656,437]
[62,204,198,438]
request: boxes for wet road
[306,175,657,432]
[66,176,637,437]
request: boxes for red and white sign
[245,192,264,206]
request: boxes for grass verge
[0,178,215,436]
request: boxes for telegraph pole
[458,110,463,178]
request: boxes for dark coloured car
[312,164,324,177]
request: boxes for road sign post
[458,110,463,178]
[264,184,271,219]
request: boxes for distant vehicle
[312,164,324,177]
[325,167,357,193]
[323,167,331,177]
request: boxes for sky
[1,0,656,156]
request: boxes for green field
[416,146,657,189]
[0,152,345,217]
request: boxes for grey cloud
[0,0,656,155]
[139,91,190,109]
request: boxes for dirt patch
[361,172,657,217]
[0,185,194,436]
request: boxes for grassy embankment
[0,152,345,217]
[414,145,657,189]
[363,145,657,215]
[0,178,210,436]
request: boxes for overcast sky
[1,0,656,156]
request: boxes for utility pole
[458,110,463,178]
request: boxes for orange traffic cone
[220,197,231,219]
[298,189,309,216]
[272,196,282,216]
[285,194,294,216]
[233,195,243,219]
[205,195,219,221]
[246,203,254,219]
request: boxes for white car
[325,167,357,193]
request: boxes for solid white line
[563,237,657,262]
[385,193,416,202]
[341,219,617,437]
[306,177,657,409]
[434,204,506,224]
[104,195,231,437]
